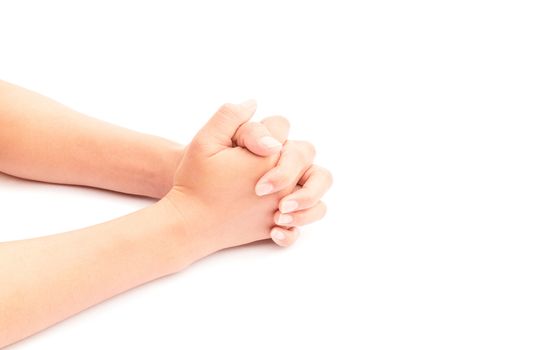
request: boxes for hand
[165,101,295,255]
[250,140,333,247]
[168,101,332,249]
[232,115,333,247]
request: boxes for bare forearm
[0,80,183,198]
[0,198,203,348]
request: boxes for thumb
[193,99,257,154]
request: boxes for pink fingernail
[277,214,293,225]
[259,136,282,150]
[280,200,299,213]
[271,229,286,241]
[255,182,274,196]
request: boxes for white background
[1,0,537,349]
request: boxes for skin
[0,81,332,243]
[0,85,332,347]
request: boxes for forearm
[0,80,183,198]
[0,198,206,348]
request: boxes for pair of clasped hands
[167,99,332,252]
[0,85,333,347]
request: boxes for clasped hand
[167,100,332,250]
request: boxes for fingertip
[258,136,282,152]
[235,121,282,157]
[275,212,294,226]
[271,228,286,241]
[254,159,297,197]
[271,227,300,247]
[245,136,282,157]
[280,199,299,213]
[255,181,274,196]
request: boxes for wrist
[151,194,216,275]
[163,188,229,261]
[151,141,184,198]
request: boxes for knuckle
[327,172,334,188]
[273,115,290,128]
[262,115,290,127]
[303,141,316,158]
[318,166,334,187]
[318,202,328,218]
[293,141,316,163]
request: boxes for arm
[0,80,183,198]
[0,81,331,240]
[0,81,289,198]
[0,199,192,347]
[0,102,284,347]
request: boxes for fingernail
[271,229,286,241]
[239,99,257,110]
[259,136,282,150]
[280,200,299,213]
[255,182,274,196]
[277,214,293,225]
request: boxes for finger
[232,115,290,156]
[270,226,300,247]
[233,122,283,156]
[255,140,316,196]
[193,100,257,154]
[274,201,327,227]
[261,115,290,144]
[279,165,333,213]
